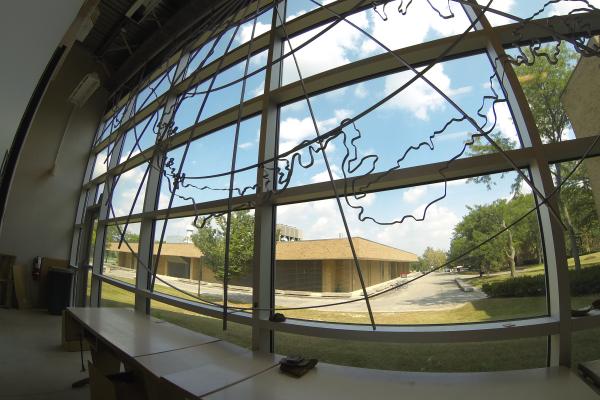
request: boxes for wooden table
[64,307,279,400]
[65,308,599,400]
[204,363,599,400]
[138,341,280,399]
[580,359,600,389]
[65,307,218,358]
[65,307,224,399]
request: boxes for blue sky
[98,0,598,255]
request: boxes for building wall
[0,44,106,306]
[562,37,600,217]
[118,254,412,293]
[190,258,201,281]
[275,260,322,292]
[0,0,84,160]
[321,259,410,293]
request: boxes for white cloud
[280,197,460,255]
[376,204,460,254]
[162,216,196,239]
[92,153,109,177]
[238,142,253,150]
[354,82,368,98]
[282,11,368,84]
[362,0,476,55]
[403,186,426,203]
[112,178,147,217]
[384,64,472,120]
[120,164,145,182]
[310,164,342,183]
[251,82,264,98]
[158,192,170,209]
[474,0,516,26]
[279,109,352,153]
[277,188,461,255]
[239,21,270,44]
[356,192,376,206]
[360,0,516,54]
[448,178,468,186]
[281,0,516,91]
[486,102,519,142]
[548,0,600,16]
[436,130,469,142]
[120,148,140,164]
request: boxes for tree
[468,43,586,271]
[191,210,254,281]
[448,195,540,277]
[105,224,140,244]
[449,201,508,275]
[417,247,447,272]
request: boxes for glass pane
[507,40,586,146]
[278,53,520,189]
[192,8,271,73]
[158,117,259,209]
[174,53,266,132]
[152,212,255,311]
[275,171,547,325]
[98,107,126,143]
[94,183,104,204]
[135,67,175,112]
[108,164,148,218]
[573,327,600,366]
[282,0,471,84]
[285,0,320,22]
[275,331,547,372]
[100,282,135,308]
[234,7,272,47]
[151,217,206,301]
[476,0,599,27]
[150,301,252,349]
[549,159,600,310]
[90,143,114,181]
[119,108,164,162]
[103,223,141,286]
[561,37,600,145]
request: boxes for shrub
[482,275,545,297]
[571,265,600,296]
[481,265,600,297]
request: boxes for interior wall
[0,43,107,305]
[562,37,600,217]
[0,0,84,161]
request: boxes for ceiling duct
[125,0,162,24]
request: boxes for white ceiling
[0,0,84,160]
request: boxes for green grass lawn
[465,251,600,288]
[98,280,600,373]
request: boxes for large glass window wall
[72,0,600,371]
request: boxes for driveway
[105,269,486,313]
[274,272,487,312]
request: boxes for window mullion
[90,98,135,306]
[252,0,286,353]
[134,51,192,314]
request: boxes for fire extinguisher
[32,256,42,281]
